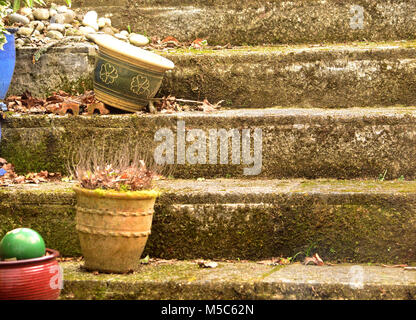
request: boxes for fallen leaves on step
[152,95,223,113]
[190,38,208,49]
[5,90,109,116]
[0,158,61,186]
[303,253,325,266]
[147,36,232,51]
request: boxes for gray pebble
[79,26,96,35]
[33,8,50,20]
[49,8,58,17]
[129,33,149,46]
[15,38,25,47]
[114,33,128,41]
[17,27,34,36]
[19,7,32,17]
[47,23,65,33]
[56,5,68,13]
[101,26,114,35]
[46,30,64,40]
[9,13,30,25]
[50,13,66,24]
[29,21,45,31]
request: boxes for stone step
[1,179,416,263]
[64,0,416,46]
[10,41,416,108]
[2,107,416,179]
[60,260,416,300]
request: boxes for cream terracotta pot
[73,186,160,273]
[92,34,174,112]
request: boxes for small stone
[33,8,50,20]
[47,23,65,33]
[79,26,96,35]
[56,5,68,13]
[65,28,83,36]
[63,10,75,24]
[120,30,129,37]
[29,21,45,31]
[46,30,64,40]
[49,8,58,17]
[9,13,30,25]
[19,7,32,17]
[17,27,34,37]
[97,17,111,28]
[82,11,99,31]
[50,13,65,24]
[101,26,114,35]
[28,13,35,21]
[129,33,149,46]
[114,33,128,41]
[15,38,25,47]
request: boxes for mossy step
[65,0,416,46]
[1,179,416,263]
[3,107,416,179]
[60,260,416,300]
[10,41,416,107]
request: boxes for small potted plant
[72,146,160,273]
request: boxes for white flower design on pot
[130,75,151,98]
[99,63,118,84]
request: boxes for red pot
[0,248,61,300]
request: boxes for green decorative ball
[0,228,46,260]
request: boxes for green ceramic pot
[93,35,175,112]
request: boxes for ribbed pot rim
[0,248,59,267]
[73,185,160,200]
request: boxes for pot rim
[73,185,161,200]
[0,248,59,267]
[92,34,174,72]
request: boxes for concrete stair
[2,108,416,179]
[51,0,416,46]
[60,260,416,300]
[10,41,416,107]
[1,179,416,263]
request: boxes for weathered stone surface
[61,261,416,300]
[9,41,416,107]
[1,179,416,263]
[70,0,416,45]
[159,42,416,108]
[3,108,416,180]
[9,43,96,98]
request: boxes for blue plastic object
[0,29,16,101]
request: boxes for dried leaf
[303,253,325,266]
[85,102,109,115]
[191,38,208,49]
